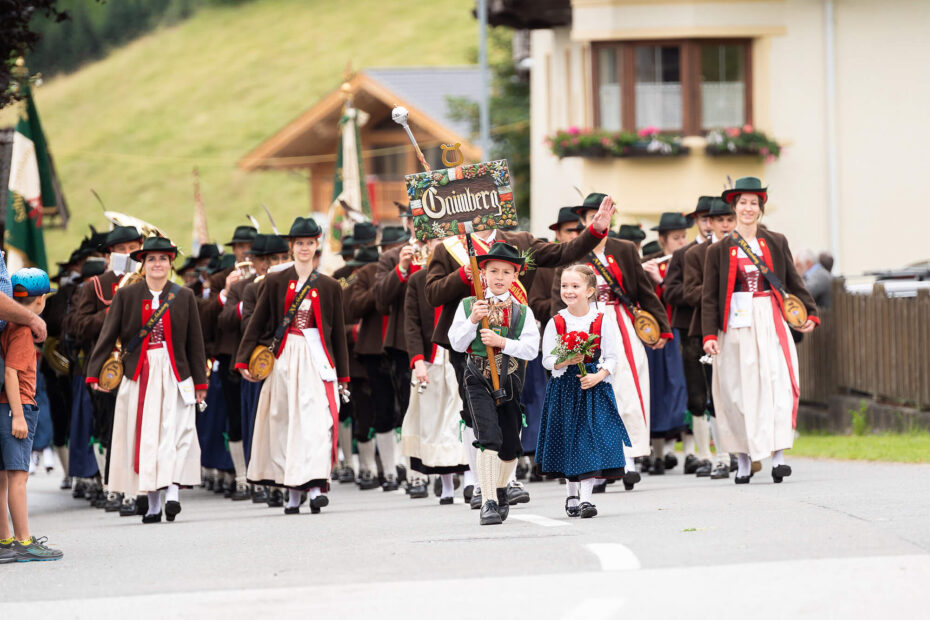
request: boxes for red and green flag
[5,81,51,272]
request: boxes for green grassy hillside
[3,0,477,264]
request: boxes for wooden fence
[796,278,930,410]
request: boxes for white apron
[712,296,799,460]
[401,349,469,470]
[246,334,338,488]
[109,347,201,495]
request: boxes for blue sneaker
[11,536,63,561]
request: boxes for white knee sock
[463,427,479,493]
[772,449,786,467]
[440,474,455,499]
[665,437,676,455]
[357,439,377,476]
[93,448,107,483]
[308,487,321,500]
[339,421,354,468]
[623,445,637,471]
[692,415,712,460]
[579,479,596,504]
[165,483,179,503]
[708,417,730,466]
[651,438,664,460]
[566,481,580,507]
[463,467,476,489]
[286,489,302,508]
[55,445,69,477]
[375,432,397,480]
[476,450,500,505]
[736,453,751,477]
[146,491,161,516]
[498,459,517,490]
[228,441,247,484]
[682,433,695,457]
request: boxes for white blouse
[542,307,619,382]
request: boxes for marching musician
[85,236,208,524]
[701,178,819,484]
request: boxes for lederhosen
[461,296,528,462]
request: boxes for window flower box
[704,125,782,162]
[546,126,686,159]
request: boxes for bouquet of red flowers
[551,330,600,376]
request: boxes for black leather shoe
[71,480,85,499]
[695,460,713,477]
[638,456,652,473]
[284,506,300,515]
[251,486,268,503]
[92,491,108,509]
[463,484,474,502]
[650,459,666,475]
[683,454,700,474]
[470,490,482,510]
[135,494,149,515]
[337,467,355,484]
[710,463,730,479]
[772,464,792,483]
[480,500,503,525]
[395,464,407,485]
[104,493,123,512]
[119,498,137,517]
[664,453,678,470]
[381,477,399,492]
[439,496,454,505]
[734,475,750,484]
[231,482,250,501]
[310,495,329,514]
[142,511,162,524]
[515,462,529,480]
[565,496,580,518]
[266,489,284,508]
[579,501,598,519]
[730,454,738,472]
[357,472,380,490]
[495,489,510,521]
[592,480,608,494]
[623,470,641,491]
[165,500,181,522]
[408,483,429,499]
[506,483,530,505]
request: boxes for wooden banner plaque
[405,159,517,241]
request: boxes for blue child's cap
[12,267,51,298]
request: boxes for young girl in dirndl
[537,265,631,519]
[86,237,208,524]
[236,217,349,514]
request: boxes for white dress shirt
[542,307,619,383]
[448,290,540,361]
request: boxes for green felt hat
[651,212,693,232]
[129,236,178,263]
[378,226,408,246]
[722,176,768,205]
[570,192,607,215]
[247,234,269,256]
[225,225,258,246]
[353,222,377,245]
[263,235,289,256]
[347,245,380,267]
[617,223,646,242]
[283,217,322,239]
[641,240,662,256]
[687,196,715,218]
[339,235,356,256]
[549,207,581,231]
[196,243,220,260]
[475,242,524,270]
[103,226,144,251]
[708,197,735,217]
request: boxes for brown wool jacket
[215,274,256,357]
[234,266,349,382]
[548,237,672,338]
[683,240,712,338]
[85,281,208,390]
[663,239,699,332]
[344,262,385,357]
[372,244,411,351]
[425,226,606,347]
[701,229,820,343]
[403,268,437,366]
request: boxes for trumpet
[407,237,430,267]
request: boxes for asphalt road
[2,455,929,619]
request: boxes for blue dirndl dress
[645,327,689,438]
[196,368,234,471]
[520,352,547,455]
[536,352,632,482]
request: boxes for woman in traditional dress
[701,177,819,483]
[86,236,208,524]
[641,213,691,475]
[552,194,671,492]
[400,239,469,504]
[236,217,349,514]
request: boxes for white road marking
[584,543,642,571]
[509,513,571,527]
[563,597,627,619]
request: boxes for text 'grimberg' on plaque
[405,160,517,241]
